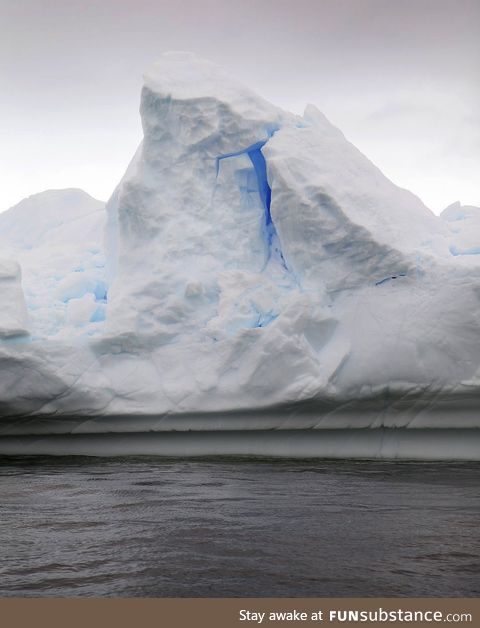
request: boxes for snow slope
[0,52,479,457]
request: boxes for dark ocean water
[0,456,479,597]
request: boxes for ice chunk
[441,202,480,260]
[66,293,98,327]
[0,259,29,338]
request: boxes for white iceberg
[0,52,479,459]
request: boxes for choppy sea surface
[0,456,479,597]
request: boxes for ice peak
[144,52,232,97]
[142,52,287,126]
[302,104,345,140]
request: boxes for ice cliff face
[1,52,480,426]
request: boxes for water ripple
[0,457,479,596]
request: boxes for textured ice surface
[0,53,479,456]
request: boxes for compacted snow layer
[0,52,479,457]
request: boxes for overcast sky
[1,0,478,214]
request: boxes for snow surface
[1,52,479,456]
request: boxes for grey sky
[1,0,478,213]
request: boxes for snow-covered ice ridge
[1,52,479,458]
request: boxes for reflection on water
[0,456,479,597]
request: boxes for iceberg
[1,52,479,459]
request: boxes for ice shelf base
[0,428,479,460]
